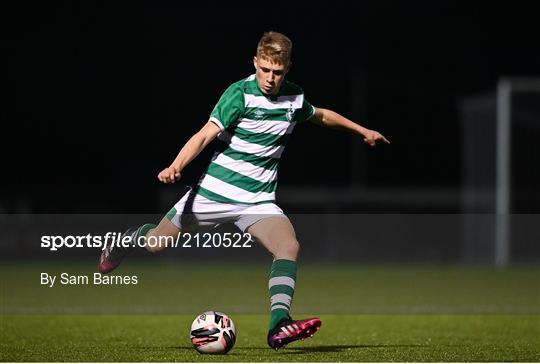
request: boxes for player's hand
[158,166,181,183]
[362,129,390,147]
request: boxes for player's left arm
[308,107,390,146]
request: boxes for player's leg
[98,190,197,274]
[246,216,321,349]
[248,216,299,327]
[248,216,300,260]
[143,216,182,253]
[98,190,227,273]
[98,216,181,273]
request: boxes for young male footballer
[99,31,389,350]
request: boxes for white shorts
[167,189,287,232]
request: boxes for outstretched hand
[362,129,390,147]
[158,166,181,183]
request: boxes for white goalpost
[495,77,540,267]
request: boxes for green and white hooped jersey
[197,74,315,205]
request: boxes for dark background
[3,1,539,213]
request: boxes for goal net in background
[460,78,540,266]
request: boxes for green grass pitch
[1,261,539,361]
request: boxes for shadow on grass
[133,344,432,357]
[135,346,193,351]
[283,344,429,354]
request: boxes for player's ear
[253,56,258,70]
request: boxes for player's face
[253,57,289,96]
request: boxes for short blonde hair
[256,31,292,65]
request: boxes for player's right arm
[159,81,244,183]
[157,121,221,183]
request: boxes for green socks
[268,259,297,330]
[128,223,157,247]
[138,223,156,239]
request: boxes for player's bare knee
[276,239,300,260]
[289,239,300,258]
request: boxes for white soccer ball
[190,311,236,354]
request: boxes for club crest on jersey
[286,103,295,122]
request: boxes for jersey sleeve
[209,83,245,130]
[294,97,316,123]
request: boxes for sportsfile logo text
[41,232,161,252]
[40,232,252,251]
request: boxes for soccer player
[99,31,389,350]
